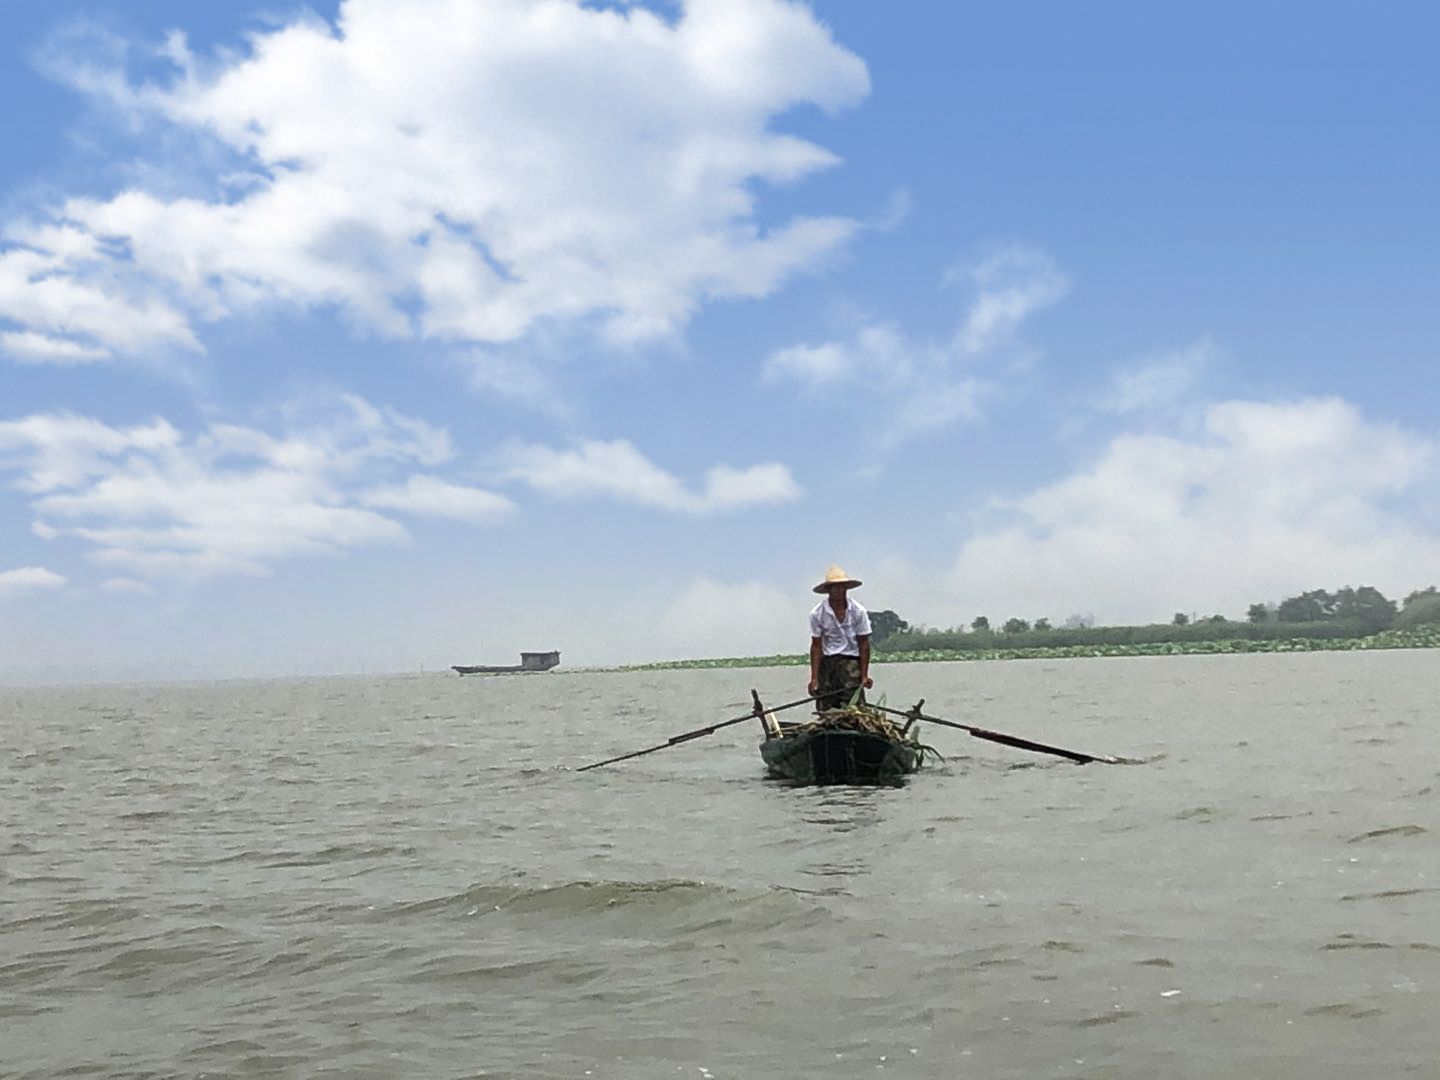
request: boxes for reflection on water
[791,787,891,882]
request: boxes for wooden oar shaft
[576,688,851,772]
[868,703,1117,765]
[960,725,1100,764]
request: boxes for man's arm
[857,634,873,689]
[808,636,822,694]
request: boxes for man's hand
[807,678,819,695]
[863,676,874,690]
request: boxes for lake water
[3,651,1437,1079]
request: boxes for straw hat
[813,565,862,593]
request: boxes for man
[807,565,874,711]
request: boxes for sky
[1,0,1438,683]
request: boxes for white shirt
[809,598,872,657]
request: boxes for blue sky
[2,0,1437,682]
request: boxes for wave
[392,878,730,917]
[1339,886,1440,902]
[210,843,418,868]
[1346,824,1427,843]
[383,878,832,933]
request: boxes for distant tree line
[1251,585,1440,631]
[867,609,909,645]
[873,585,1440,654]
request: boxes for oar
[869,701,1124,765]
[576,688,856,772]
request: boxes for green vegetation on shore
[617,625,1440,672]
[617,583,1440,672]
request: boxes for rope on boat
[785,705,945,764]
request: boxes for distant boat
[452,650,561,676]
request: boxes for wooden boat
[577,690,1115,778]
[453,650,560,676]
[758,704,926,784]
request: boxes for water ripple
[3,656,1437,1079]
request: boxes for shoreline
[614,626,1440,672]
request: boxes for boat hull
[453,651,560,676]
[760,728,921,785]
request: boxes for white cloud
[3,0,868,364]
[0,566,66,598]
[702,463,803,511]
[459,350,572,417]
[870,186,913,233]
[885,381,987,447]
[99,577,154,594]
[659,577,795,658]
[1099,340,1213,415]
[762,341,854,387]
[953,246,1069,355]
[0,330,111,364]
[0,244,201,362]
[764,316,916,393]
[0,413,183,493]
[361,474,516,522]
[500,437,801,514]
[763,247,1065,449]
[0,396,508,580]
[947,397,1440,623]
[765,337,986,448]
